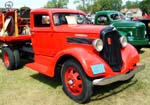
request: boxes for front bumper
[92,65,145,86]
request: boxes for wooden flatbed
[0,7,31,44]
[0,35,31,43]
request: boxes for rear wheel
[61,59,93,103]
[2,47,15,70]
[13,49,21,69]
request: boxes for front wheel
[61,59,93,103]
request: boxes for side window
[34,14,50,27]
[97,15,108,25]
[53,14,60,25]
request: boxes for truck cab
[94,10,149,50]
[0,8,144,103]
[30,9,90,57]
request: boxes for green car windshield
[110,12,125,21]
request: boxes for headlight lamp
[120,36,128,47]
[92,39,103,52]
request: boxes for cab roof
[96,10,119,15]
[31,8,86,15]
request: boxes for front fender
[52,44,140,78]
[118,30,128,37]
[121,44,140,73]
[53,47,113,77]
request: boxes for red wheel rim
[4,52,10,67]
[65,67,83,96]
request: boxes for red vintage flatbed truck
[0,7,145,103]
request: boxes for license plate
[91,64,105,74]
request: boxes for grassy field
[0,48,150,105]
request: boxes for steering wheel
[5,1,13,9]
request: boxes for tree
[91,0,122,13]
[44,0,68,8]
[74,0,122,13]
[74,0,92,11]
[139,0,150,14]
[124,1,140,9]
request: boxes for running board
[26,62,51,77]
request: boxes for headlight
[92,39,103,51]
[128,31,133,36]
[145,30,147,35]
[148,22,150,27]
[120,36,128,47]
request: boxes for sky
[0,0,142,9]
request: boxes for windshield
[53,13,88,26]
[110,12,125,20]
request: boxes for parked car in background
[94,10,149,50]
[133,14,150,41]
[86,14,95,24]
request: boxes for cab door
[31,13,53,56]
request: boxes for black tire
[2,47,15,70]
[13,49,21,69]
[134,46,141,52]
[6,16,15,36]
[61,59,93,103]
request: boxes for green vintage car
[94,10,150,50]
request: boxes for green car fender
[118,30,134,43]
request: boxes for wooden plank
[0,15,12,36]
[14,11,18,36]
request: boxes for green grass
[0,48,150,105]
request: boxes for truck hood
[112,20,145,27]
[53,24,106,34]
